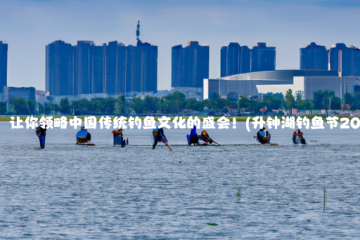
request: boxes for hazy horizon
[1,0,360,91]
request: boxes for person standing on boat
[188,125,199,145]
[35,124,47,149]
[112,128,126,146]
[152,127,172,151]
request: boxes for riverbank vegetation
[1,89,360,116]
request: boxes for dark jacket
[36,126,47,137]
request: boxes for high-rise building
[300,42,328,70]
[46,40,75,96]
[104,32,158,96]
[251,42,276,72]
[92,45,105,94]
[46,22,158,97]
[0,41,8,92]
[329,43,360,76]
[134,40,158,93]
[171,40,209,88]
[104,41,118,96]
[75,41,94,95]
[220,42,250,77]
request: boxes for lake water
[0,121,360,239]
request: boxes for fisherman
[152,127,172,151]
[293,129,303,136]
[188,125,199,145]
[199,130,213,145]
[35,123,47,149]
[76,126,91,144]
[256,127,271,144]
[293,129,305,144]
[112,128,127,147]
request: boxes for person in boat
[152,127,169,149]
[188,125,199,145]
[35,124,47,149]
[199,130,213,145]
[293,129,303,136]
[256,127,271,144]
[76,126,91,144]
[112,128,123,137]
[293,129,305,144]
[112,128,127,146]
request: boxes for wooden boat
[76,137,95,146]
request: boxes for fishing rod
[203,135,220,146]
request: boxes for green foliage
[344,92,353,105]
[38,103,44,114]
[239,95,251,109]
[206,223,218,226]
[313,90,325,109]
[312,90,341,110]
[69,97,120,114]
[285,89,295,109]
[27,99,36,115]
[7,89,357,116]
[11,97,30,115]
[264,92,285,101]
[161,91,186,114]
[262,94,283,110]
[227,92,239,108]
[212,92,222,100]
[0,102,6,115]
[44,102,52,114]
[352,92,360,110]
[60,98,71,114]
[143,96,160,113]
[130,97,144,113]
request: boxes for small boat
[113,135,128,147]
[256,134,271,144]
[293,135,306,144]
[76,136,95,146]
[76,142,96,146]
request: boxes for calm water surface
[0,121,360,239]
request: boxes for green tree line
[2,90,360,115]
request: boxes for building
[251,42,276,72]
[0,41,8,99]
[171,40,209,91]
[46,40,75,96]
[92,44,105,94]
[130,39,158,94]
[35,90,47,104]
[300,42,328,70]
[3,86,36,103]
[220,43,250,77]
[104,41,118,96]
[75,41,94,95]
[104,40,158,96]
[46,21,158,98]
[329,43,360,76]
[203,70,360,100]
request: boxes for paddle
[164,142,173,151]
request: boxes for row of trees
[284,89,342,110]
[239,90,346,112]
[3,90,360,115]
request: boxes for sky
[1,0,360,91]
